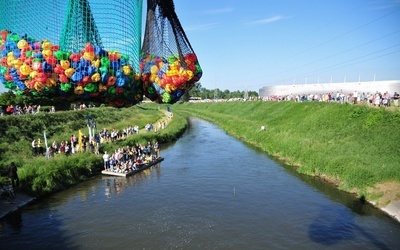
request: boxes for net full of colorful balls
[0,30,202,106]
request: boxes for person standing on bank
[9,162,19,188]
[393,92,399,108]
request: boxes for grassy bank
[172,101,400,207]
[0,105,187,196]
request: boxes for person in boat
[153,141,159,158]
[127,158,136,171]
[145,141,152,156]
[134,156,143,169]
[103,151,110,170]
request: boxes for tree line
[186,82,258,100]
[0,82,259,109]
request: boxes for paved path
[0,191,36,219]
[382,201,400,222]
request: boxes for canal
[1,117,399,249]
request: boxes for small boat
[101,157,164,177]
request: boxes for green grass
[172,101,400,204]
[0,104,188,196]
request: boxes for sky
[171,0,400,92]
[1,0,399,93]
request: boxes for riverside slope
[172,101,400,222]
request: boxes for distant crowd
[30,108,172,160]
[259,90,399,107]
[0,102,95,116]
[31,125,160,158]
[0,104,48,115]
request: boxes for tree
[0,91,17,105]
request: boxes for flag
[43,131,49,159]
[78,130,83,153]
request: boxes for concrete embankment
[381,201,400,223]
[0,191,36,219]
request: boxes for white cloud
[248,15,292,25]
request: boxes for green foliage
[363,110,383,128]
[17,152,101,196]
[187,82,258,100]
[0,104,187,196]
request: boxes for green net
[60,0,103,53]
[0,0,142,70]
[0,0,143,107]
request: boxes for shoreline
[374,200,400,223]
[0,191,36,219]
[172,103,400,224]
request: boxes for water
[1,118,399,249]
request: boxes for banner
[43,131,49,159]
[78,130,83,152]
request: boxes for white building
[259,80,400,97]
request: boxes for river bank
[0,105,187,202]
[1,102,399,223]
[1,106,187,219]
[0,190,36,219]
[171,101,400,222]
[3,116,399,249]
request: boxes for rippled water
[1,118,399,249]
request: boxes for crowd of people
[0,101,97,116]
[30,109,171,159]
[31,124,157,158]
[1,105,171,203]
[0,104,47,115]
[259,90,400,108]
[102,141,160,174]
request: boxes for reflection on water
[0,118,399,249]
[0,210,22,233]
[309,205,391,249]
[309,206,355,245]
[103,163,162,200]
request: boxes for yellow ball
[20,63,32,75]
[91,72,101,82]
[34,81,44,91]
[83,52,95,61]
[149,74,156,83]
[92,59,100,68]
[17,39,28,49]
[60,60,70,70]
[42,40,52,50]
[122,65,131,75]
[12,59,23,69]
[30,70,38,79]
[99,84,107,92]
[74,86,84,95]
[65,68,75,78]
[46,78,57,87]
[150,65,158,74]
[42,49,53,58]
